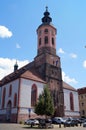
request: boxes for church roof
[21,70,46,83]
[37,7,56,31]
[63,81,77,91]
[0,61,46,86]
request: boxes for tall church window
[2,87,6,108]
[14,93,17,107]
[52,37,54,45]
[39,38,41,46]
[45,36,48,44]
[70,92,74,111]
[9,84,12,97]
[31,84,37,106]
[44,29,48,33]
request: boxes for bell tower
[34,7,64,117]
[37,6,57,56]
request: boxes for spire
[41,6,52,24]
[45,6,48,12]
[14,60,18,71]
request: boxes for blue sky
[0,0,86,89]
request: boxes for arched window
[70,92,74,111]
[2,87,6,108]
[14,93,17,107]
[31,84,37,106]
[9,84,12,97]
[7,100,12,108]
[45,36,48,44]
[44,29,48,33]
[52,37,54,45]
[82,110,85,115]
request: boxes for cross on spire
[46,6,48,12]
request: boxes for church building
[0,7,80,123]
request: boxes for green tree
[35,85,54,118]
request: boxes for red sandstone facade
[0,7,80,123]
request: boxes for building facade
[63,82,80,117]
[34,7,64,117]
[78,87,86,118]
[0,7,80,123]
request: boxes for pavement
[0,123,85,130]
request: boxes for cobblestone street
[0,123,85,130]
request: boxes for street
[0,123,85,130]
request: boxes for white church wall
[0,79,19,114]
[73,92,80,111]
[64,88,80,117]
[64,89,70,111]
[0,87,1,108]
[19,78,45,114]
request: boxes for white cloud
[16,43,21,49]
[83,60,86,68]
[0,58,29,80]
[0,25,12,38]
[70,53,77,58]
[62,71,78,84]
[58,48,65,54]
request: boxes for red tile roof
[21,70,46,83]
[63,81,77,91]
[77,87,86,95]
[0,61,46,86]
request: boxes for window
[44,29,48,33]
[39,38,41,46]
[70,92,74,111]
[14,93,17,107]
[45,36,48,44]
[82,102,84,106]
[52,37,54,45]
[9,85,12,97]
[31,84,37,106]
[82,110,85,115]
[2,88,6,108]
[6,100,12,121]
[81,95,83,99]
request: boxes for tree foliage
[35,85,54,117]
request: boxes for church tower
[34,7,64,117]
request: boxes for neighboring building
[78,87,86,118]
[0,7,80,123]
[63,82,80,117]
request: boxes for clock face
[56,60,58,66]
